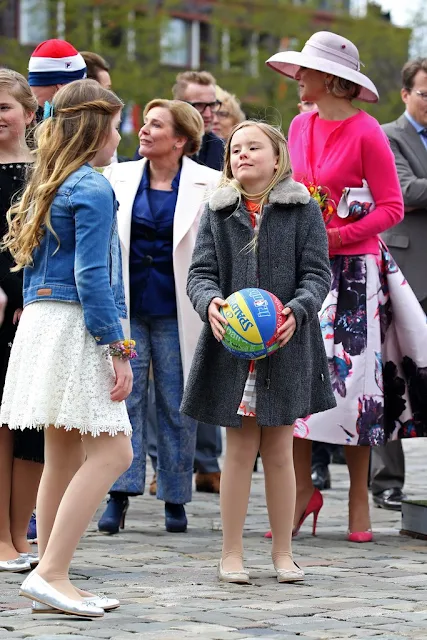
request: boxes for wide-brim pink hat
[266,31,379,103]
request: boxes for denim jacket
[24,164,126,345]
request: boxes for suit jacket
[193,131,224,171]
[382,114,427,301]
[103,156,220,383]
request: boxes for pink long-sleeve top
[288,109,404,256]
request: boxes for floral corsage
[108,339,137,360]
[306,183,335,226]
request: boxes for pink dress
[289,110,427,446]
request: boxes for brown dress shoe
[149,473,157,496]
[195,471,221,494]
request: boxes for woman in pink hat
[266,31,427,542]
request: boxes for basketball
[219,288,285,359]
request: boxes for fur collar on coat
[209,177,310,212]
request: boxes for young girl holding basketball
[181,121,335,584]
[1,79,133,617]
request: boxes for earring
[172,145,177,151]
[324,80,331,94]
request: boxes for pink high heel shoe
[264,488,324,539]
[347,530,373,543]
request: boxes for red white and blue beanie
[28,39,87,87]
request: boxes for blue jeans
[110,315,197,504]
[195,423,222,473]
[147,382,221,474]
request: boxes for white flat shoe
[275,562,304,583]
[20,571,104,618]
[0,557,31,573]
[217,559,250,584]
[20,553,39,567]
[32,593,120,613]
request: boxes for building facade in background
[0,0,411,144]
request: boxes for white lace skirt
[0,301,132,437]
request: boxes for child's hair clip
[43,101,55,120]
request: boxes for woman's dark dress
[0,163,44,462]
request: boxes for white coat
[103,156,220,383]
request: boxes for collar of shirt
[404,110,426,135]
[140,160,182,193]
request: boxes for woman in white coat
[98,99,220,533]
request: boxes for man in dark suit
[371,57,427,510]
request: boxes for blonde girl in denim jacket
[1,80,133,618]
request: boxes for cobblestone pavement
[1,439,427,640]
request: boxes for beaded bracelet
[108,339,138,360]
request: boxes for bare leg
[220,417,260,572]
[292,437,315,529]
[35,428,132,599]
[260,425,296,571]
[0,426,18,560]
[10,459,43,553]
[345,445,371,533]
[36,428,85,559]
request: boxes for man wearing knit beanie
[28,39,87,116]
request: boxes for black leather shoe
[311,465,331,490]
[165,503,187,533]
[373,488,406,511]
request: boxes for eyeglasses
[185,100,222,114]
[216,110,231,119]
[411,89,427,101]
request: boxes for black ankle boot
[98,493,129,534]
[165,503,187,533]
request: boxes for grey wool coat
[180,177,336,427]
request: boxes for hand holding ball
[209,288,293,359]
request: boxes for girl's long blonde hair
[3,79,123,271]
[220,120,292,211]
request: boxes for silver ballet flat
[0,557,31,572]
[32,593,120,613]
[20,553,39,567]
[217,559,250,584]
[20,571,104,618]
[275,562,305,583]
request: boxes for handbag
[337,179,375,222]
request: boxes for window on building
[199,21,215,66]
[160,18,192,67]
[221,29,260,78]
[19,0,49,45]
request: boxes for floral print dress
[237,200,261,418]
[294,247,427,445]
[292,115,427,446]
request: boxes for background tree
[0,0,412,155]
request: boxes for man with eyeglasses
[134,71,224,171]
[174,71,225,171]
[370,58,427,513]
